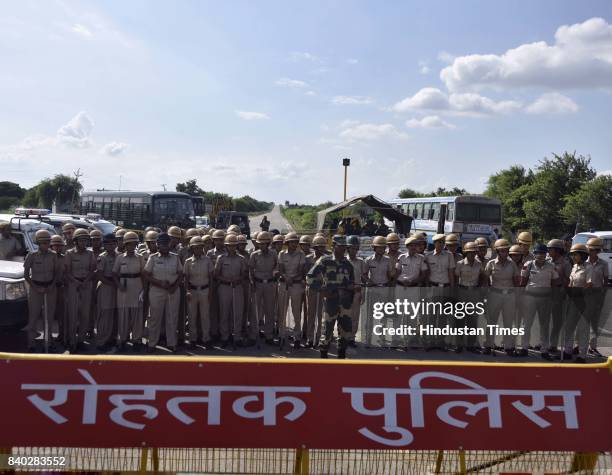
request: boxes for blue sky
[1,0,611,203]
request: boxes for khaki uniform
[364,254,392,346]
[455,257,484,347]
[549,256,572,349]
[348,256,367,341]
[484,257,518,348]
[96,251,117,347]
[249,249,278,340]
[113,253,145,345]
[563,263,590,357]
[24,249,58,346]
[0,234,22,259]
[184,254,213,343]
[520,260,558,349]
[54,253,67,344]
[215,254,247,342]
[584,257,608,349]
[65,248,96,347]
[278,250,306,341]
[305,253,325,345]
[207,247,226,339]
[145,252,182,348]
[424,250,455,348]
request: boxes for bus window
[423,203,432,220]
[479,204,501,222]
[432,202,440,221]
[447,203,455,221]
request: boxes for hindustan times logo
[372,299,485,320]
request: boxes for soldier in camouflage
[306,235,354,359]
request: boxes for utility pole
[71,168,84,212]
[161,184,167,191]
[342,158,350,201]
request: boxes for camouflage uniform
[306,254,354,354]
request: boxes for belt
[490,287,514,294]
[279,277,304,284]
[120,273,141,278]
[255,277,276,284]
[188,283,209,291]
[459,284,479,289]
[369,283,390,287]
[398,281,419,287]
[429,281,450,288]
[32,280,53,287]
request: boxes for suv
[573,231,612,284]
[13,208,116,236]
[0,215,56,330]
[215,211,251,239]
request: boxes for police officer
[167,226,183,257]
[424,234,456,350]
[306,235,354,359]
[24,230,58,351]
[115,228,127,254]
[271,233,285,255]
[88,229,104,339]
[365,236,394,347]
[65,228,96,352]
[509,244,527,339]
[517,231,535,263]
[95,234,118,351]
[475,237,490,266]
[519,243,559,358]
[249,231,278,344]
[445,234,463,263]
[546,239,571,355]
[112,231,145,352]
[483,239,520,356]
[385,233,401,268]
[184,236,213,349]
[62,222,76,251]
[584,237,609,357]
[305,236,328,347]
[141,230,159,261]
[562,243,590,363]
[90,229,103,258]
[347,235,367,347]
[50,235,67,344]
[0,222,22,260]
[415,232,428,255]
[208,229,227,342]
[236,234,254,341]
[454,242,484,353]
[144,233,182,352]
[202,234,213,254]
[277,232,306,348]
[214,234,248,347]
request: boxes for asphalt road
[249,204,293,235]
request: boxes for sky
[1,0,611,204]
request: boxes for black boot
[337,348,346,359]
[320,349,328,359]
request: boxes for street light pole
[342,158,350,201]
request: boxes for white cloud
[406,115,456,129]
[305,90,316,96]
[437,51,455,64]
[393,87,522,115]
[346,58,359,64]
[275,77,309,88]
[71,23,93,38]
[525,92,579,114]
[339,122,408,141]
[101,141,128,156]
[332,95,373,105]
[289,51,320,62]
[440,17,612,91]
[56,111,94,148]
[235,110,270,120]
[418,61,430,75]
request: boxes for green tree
[398,188,422,198]
[485,165,533,233]
[21,175,82,210]
[562,175,612,231]
[176,179,203,195]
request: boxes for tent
[316,194,412,235]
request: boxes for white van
[0,215,56,330]
[573,231,612,284]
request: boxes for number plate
[466,224,491,233]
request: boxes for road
[249,204,293,235]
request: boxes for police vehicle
[573,231,612,284]
[13,208,116,236]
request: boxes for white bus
[389,195,502,245]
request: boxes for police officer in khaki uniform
[414,232,428,256]
[62,222,76,252]
[385,233,401,269]
[509,244,526,338]
[95,234,118,350]
[50,235,67,344]
[236,234,254,341]
[88,229,104,339]
[24,230,58,351]
[305,236,327,347]
[184,236,213,348]
[517,231,535,263]
[202,234,213,254]
[65,228,96,352]
[277,232,306,348]
[584,237,609,356]
[0,222,22,260]
[115,228,127,254]
[365,236,394,346]
[112,232,145,351]
[144,233,182,352]
[445,234,463,263]
[519,243,559,358]
[347,235,367,346]
[483,238,519,355]
[562,243,590,363]
[271,233,284,255]
[214,234,248,347]
[475,237,490,266]
[90,229,103,258]
[546,239,571,354]
[207,229,227,341]
[454,242,484,353]
[249,231,278,344]
[424,233,456,350]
